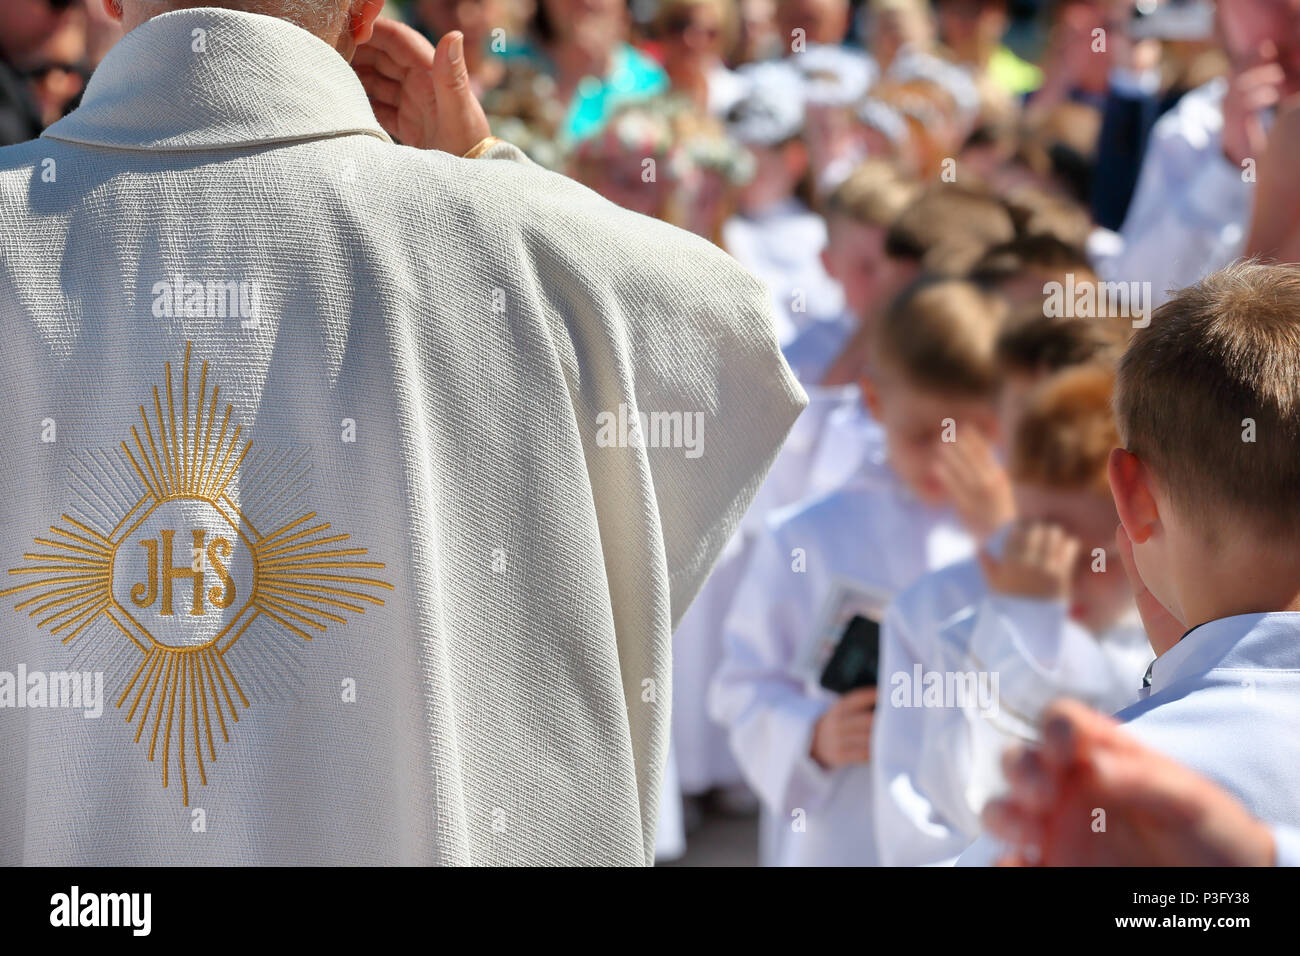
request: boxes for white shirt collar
[1147,611,1300,695]
[42,7,391,152]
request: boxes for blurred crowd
[6,0,1300,867]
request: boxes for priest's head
[100,0,386,59]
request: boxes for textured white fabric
[0,8,805,865]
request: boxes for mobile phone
[818,614,880,693]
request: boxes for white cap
[726,61,806,146]
[790,44,879,108]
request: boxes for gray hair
[131,0,353,37]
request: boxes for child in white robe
[669,161,917,804]
[722,61,842,347]
[873,363,1152,866]
[781,159,918,385]
[710,277,1007,865]
[809,183,1018,500]
[960,262,1300,864]
[670,382,861,804]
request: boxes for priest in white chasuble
[0,1,805,865]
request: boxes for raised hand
[353,21,491,155]
[978,519,1079,601]
[935,428,1016,543]
[1221,60,1285,167]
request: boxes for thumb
[432,31,491,155]
[1039,698,1122,772]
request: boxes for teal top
[506,41,669,143]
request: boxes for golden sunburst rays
[242,511,394,648]
[119,341,248,509]
[2,342,393,806]
[1,516,115,647]
[113,643,246,806]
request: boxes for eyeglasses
[46,0,77,10]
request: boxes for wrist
[461,136,504,159]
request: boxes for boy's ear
[1108,447,1159,544]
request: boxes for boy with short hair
[812,197,1016,505]
[873,363,1152,866]
[1105,261,1300,825]
[960,260,1300,864]
[930,303,1128,544]
[820,182,1015,388]
[669,160,917,807]
[782,159,918,385]
[710,277,1004,866]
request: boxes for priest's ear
[1108,447,1160,546]
[350,0,386,45]
[102,0,122,22]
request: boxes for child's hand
[935,430,1016,542]
[810,686,877,769]
[978,520,1079,601]
[1115,523,1185,649]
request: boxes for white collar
[43,7,391,152]
[1148,611,1300,695]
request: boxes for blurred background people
[7,0,1297,869]
[0,0,76,146]
[655,0,747,114]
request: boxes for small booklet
[793,577,892,692]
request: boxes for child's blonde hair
[1011,363,1118,497]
